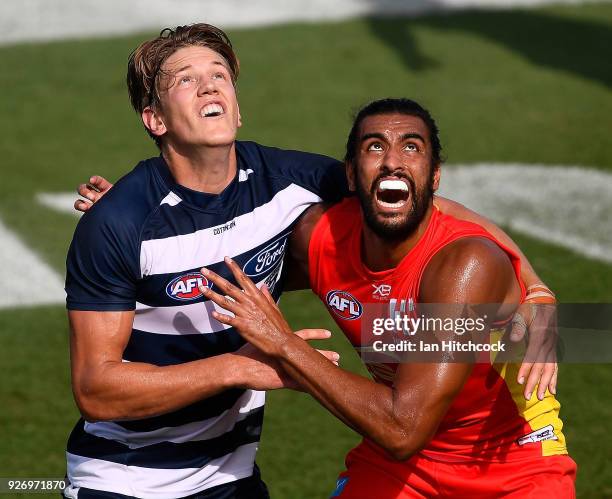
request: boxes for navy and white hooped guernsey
[64,141,348,498]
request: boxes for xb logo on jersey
[166,272,211,301]
[372,283,392,298]
[326,290,363,320]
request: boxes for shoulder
[79,157,167,235]
[237,140,341,171]
[420,236,518,304]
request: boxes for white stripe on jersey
[140,183,321,276]
[84,390,264,448]
[134,300,232,335]
[65,442,258,499]
[160,191,182,207]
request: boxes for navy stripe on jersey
[123,329,245,366]
[111,389,246,432]
[67,408,264,469]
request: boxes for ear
[237,103,242,128]
[432,164,441,192]
[346,161,356,192]
[142,106,167,137]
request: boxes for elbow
[385,437,426,462]
[73,383,116,422]
[382,424,430,461]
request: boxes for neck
[361,203,435,272]
[162,142,237,194]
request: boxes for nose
[381,146,403,172]
[198,79,218,96]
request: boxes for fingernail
[325,330,332,337]
[333,353,340,361]
[551,386,556,395]
[199,285,209,293]
[518,376,524,385]
[224,256,232,263]
[87,194,94,201]
[200,267,209,275]
[525,392,532,401]
[90,177,95,183]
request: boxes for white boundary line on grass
[1,0,608,45]
[2,162,610,309]
[0,218,65,309]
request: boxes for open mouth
[375,178,410,209]
[200,103,225,118]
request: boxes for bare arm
[434,196,540,286]
[69,309,301,422]
[283,202,330,291]
[200,243,519,460]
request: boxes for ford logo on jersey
[243,235,288,277]
[326,290,363,320]
[166,272,210,301]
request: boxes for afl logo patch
[166,272,210,302]
[326,290,363,320]
[243,235,288,277]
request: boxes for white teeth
[378,179,408,191]
[378,199,406,208]
[201,103,224,117]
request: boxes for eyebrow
[172,61,228,74]
[360,132,426,142]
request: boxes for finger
[550,365,558,395]
[524,362,544,401]
[224,257,260,295]
[90,175,113,193]
[316,349,340,363]
[516,361,532,386]
[260,284,276,306]
[201,266,246,303]
[74,199,92,212]
[294,329,332,341]
[536,363,556,400]
[199,285,240,315]
[509,313,528,342]
[211,310,239,328]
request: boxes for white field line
[0,218,65,309]
[36,163,612,265]
[437,164,612,264]
[1,0,609,45]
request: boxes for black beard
[355,168,434,241]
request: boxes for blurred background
[0,0,611,497]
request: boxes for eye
[405,143,419,152]
[178,75,194,85]
[367,142,384,152]
[212,72,227,80]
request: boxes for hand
[74,175,113,212]
[234,330,339,391]
[200,257,338,360]
[510,301,558,401]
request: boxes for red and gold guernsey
[309,197,569,465]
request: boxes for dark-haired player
[199,99,575,498]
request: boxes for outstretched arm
[200,242,518,460]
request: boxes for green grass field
[0,3,611,498]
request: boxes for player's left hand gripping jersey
[308,198,569,465]
[65,141,348,499]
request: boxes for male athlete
[198,99,575,497]
[70,23,556,499]
[64,24,349,499]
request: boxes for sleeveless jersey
[309,197,568,463]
